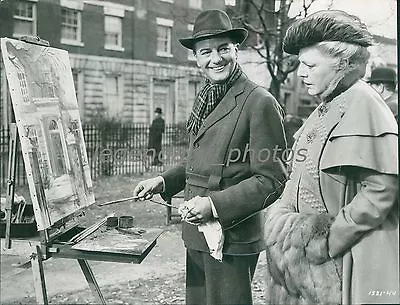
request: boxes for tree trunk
[269,78,281,104]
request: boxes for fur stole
[264,212,342,305]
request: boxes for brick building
[1,0,397,125]
[0,0,226,125]
[226,0,398,119]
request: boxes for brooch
[306,128,317,144]
[318,103,330,117]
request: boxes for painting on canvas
[1,38,95,230]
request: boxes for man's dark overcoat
[162,73,287,254]
[148,116,165,153]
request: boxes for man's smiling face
[194,37,238,83]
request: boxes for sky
[288,0,397,39]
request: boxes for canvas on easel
[1,38,95,230]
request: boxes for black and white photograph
[0,0,397,304]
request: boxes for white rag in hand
[178,205,224,262]
[198,220,224,262]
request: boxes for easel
[4,123,18,248]
[2,36,162,304]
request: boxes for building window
[189,0,202,9]
[104,74,123,118]
[153,80,175,124]
[187,24,196,61]
[13,0,37,37]
[104,15,124,51]
[156,18,173,57]
[61,7,83,46]
[188,80,200,116]
[225,0,236,5]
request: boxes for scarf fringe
[187,64,242,135]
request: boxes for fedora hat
[155,107,162,114]
[179,9,248,50]
[368,67,397,84]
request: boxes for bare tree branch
[303,0,318,17]
[229,0,319,99]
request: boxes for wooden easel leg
[30,245,48,305]
[77,259,106,304]
[5,123,19,249]
[166,198,172,225]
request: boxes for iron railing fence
[0,123,189,188]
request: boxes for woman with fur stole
[264,10,399,305]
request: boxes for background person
[147,107,165,166]
[134,9,287,305]
[263,10,399,305]
[368,66,398,121]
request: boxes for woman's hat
[283,10,374,55]
[179,9,248,50]
[368,67,397,84]
[155,107,162,114]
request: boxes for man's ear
[192,50,201,67]
[337,58,349,71]
[233,44,239,60]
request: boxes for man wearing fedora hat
[147,107,165,166]
[134,9,287,305]
[368,66,398,121]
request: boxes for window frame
[60,6,84,47]
[104,15,124,51]
[156,18,173,58]
[188,80,200,116]
[13,0,37,38]
[103,73,124,118]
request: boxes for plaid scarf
[187,63,242,136]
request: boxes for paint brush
[98,196,178,209]
[67,213,114,245]
[97,196,138,206]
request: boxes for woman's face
[297,46,340,96]
[194,37,238,83]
